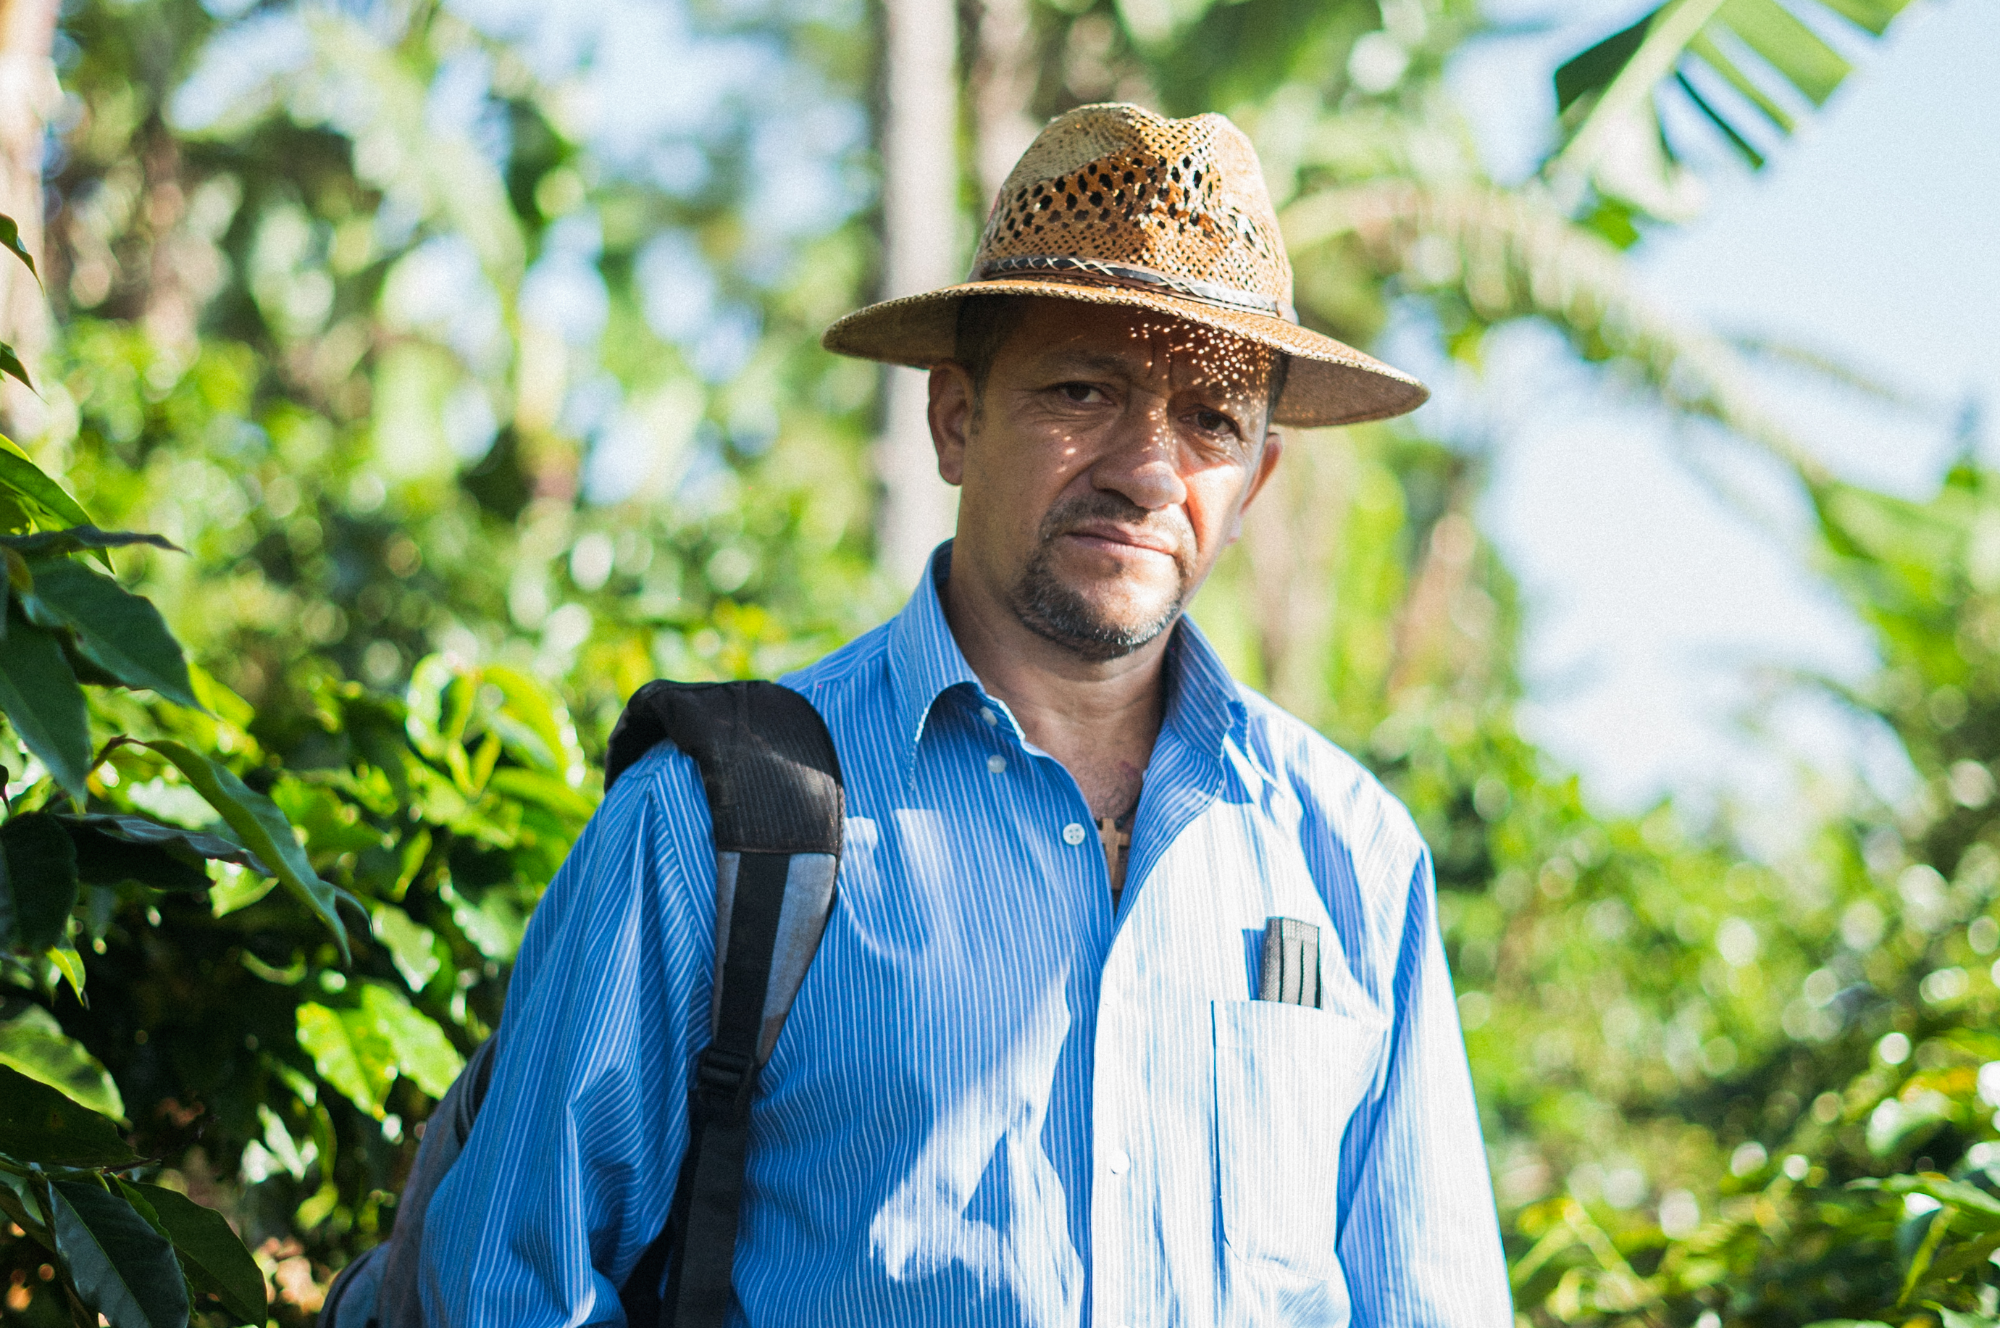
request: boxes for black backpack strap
[607,681,843,1328]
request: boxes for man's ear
[1225,430,1285,543]
[928,363,976,487]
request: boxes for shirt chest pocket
[1211,999,1388,1279]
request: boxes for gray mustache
[1036,494,1194,566]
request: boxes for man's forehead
[1010,300,1278,397]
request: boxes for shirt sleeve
[420,745,717,1328]
[1336,848,1513,1327]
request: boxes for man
[424,104,1509,1325]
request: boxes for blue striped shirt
[423,547,1510,1326]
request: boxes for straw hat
[823,103,1427,428]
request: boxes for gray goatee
[1008,494,1191,662]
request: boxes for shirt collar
[887,543,984,785]
[1161,612,1249,770]
[884,540,1250,785]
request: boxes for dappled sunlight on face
[960,298,1281,662]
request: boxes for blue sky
[1438,0,2000,831]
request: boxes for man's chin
[1010,568,1184,660]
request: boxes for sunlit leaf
[0,1064,136,1165]
[45,944,87,1003]
[19,559,200,708]
[0,444,102,566]
[1548,0,1917,212]
[440,878,525,962]
[1716,0,1848,104]
[0,620,91,800]
[0,1004,123,1119]
[370,902,441,990]
[135,739,348,956]
[486,767,597,819]
[0,527,178,558]
[359,981,464,1097]
[481,665,585,780]
[295,1000,393,1117]
[0,215,36,283]
[1882,1173,2000,1221]
[48,1180,190,1328]
[0,345,32,397]
[130,1182,268,1325]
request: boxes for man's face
[931,298,1284,662]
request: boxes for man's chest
[728,771,1395,1320]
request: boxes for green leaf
[135,740,348,957]
[486,767,597,819]
[1548,0,1915,205]
[1716,0,1849,104]
[0,1172,50,1248]
[296,1000,394,1117]
[0,445,99,563]
[0,214,37,283]
[0,344,32,396]
[19,560,199,708]
[359,981,464,1098]
[129,1183,267,1326]
[0,1003,123,1120]
[1884,1173,2000,1222]
[1554,4,1659,113]
[0,527,179,559]
[0,1063,136,1165]
[48,1180,190,1328]
[45,943,87,1003]
[68,828,209,893]
[1,811,80,951]
[64,812,266,893]
[480,665,585,780]
[1814,0,1902,34]
[370,902,442,990]
[0,620,91,800]
[1685,29,1797,133]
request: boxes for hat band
[970,255,1296,322]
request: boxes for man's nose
[1090,396,1186,511]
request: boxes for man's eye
[1193,409,1238,436]
[1056,382,1103,403]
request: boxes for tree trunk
[968,0,1039,207]
[0,0,56,437]
[874,0,962,590]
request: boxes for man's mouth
[1059,522,1180,560]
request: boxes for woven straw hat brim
[821,278,1429,429]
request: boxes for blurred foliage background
[1,0,1996,1323]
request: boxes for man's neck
[941,561,1168,822]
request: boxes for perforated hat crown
[822,103,1427,428]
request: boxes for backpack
[320,680,845,1328]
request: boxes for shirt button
[986,753,1007,774]
[980,707,998,726]
[1107,1149,1131,1176]
[1062,822,1087,846]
